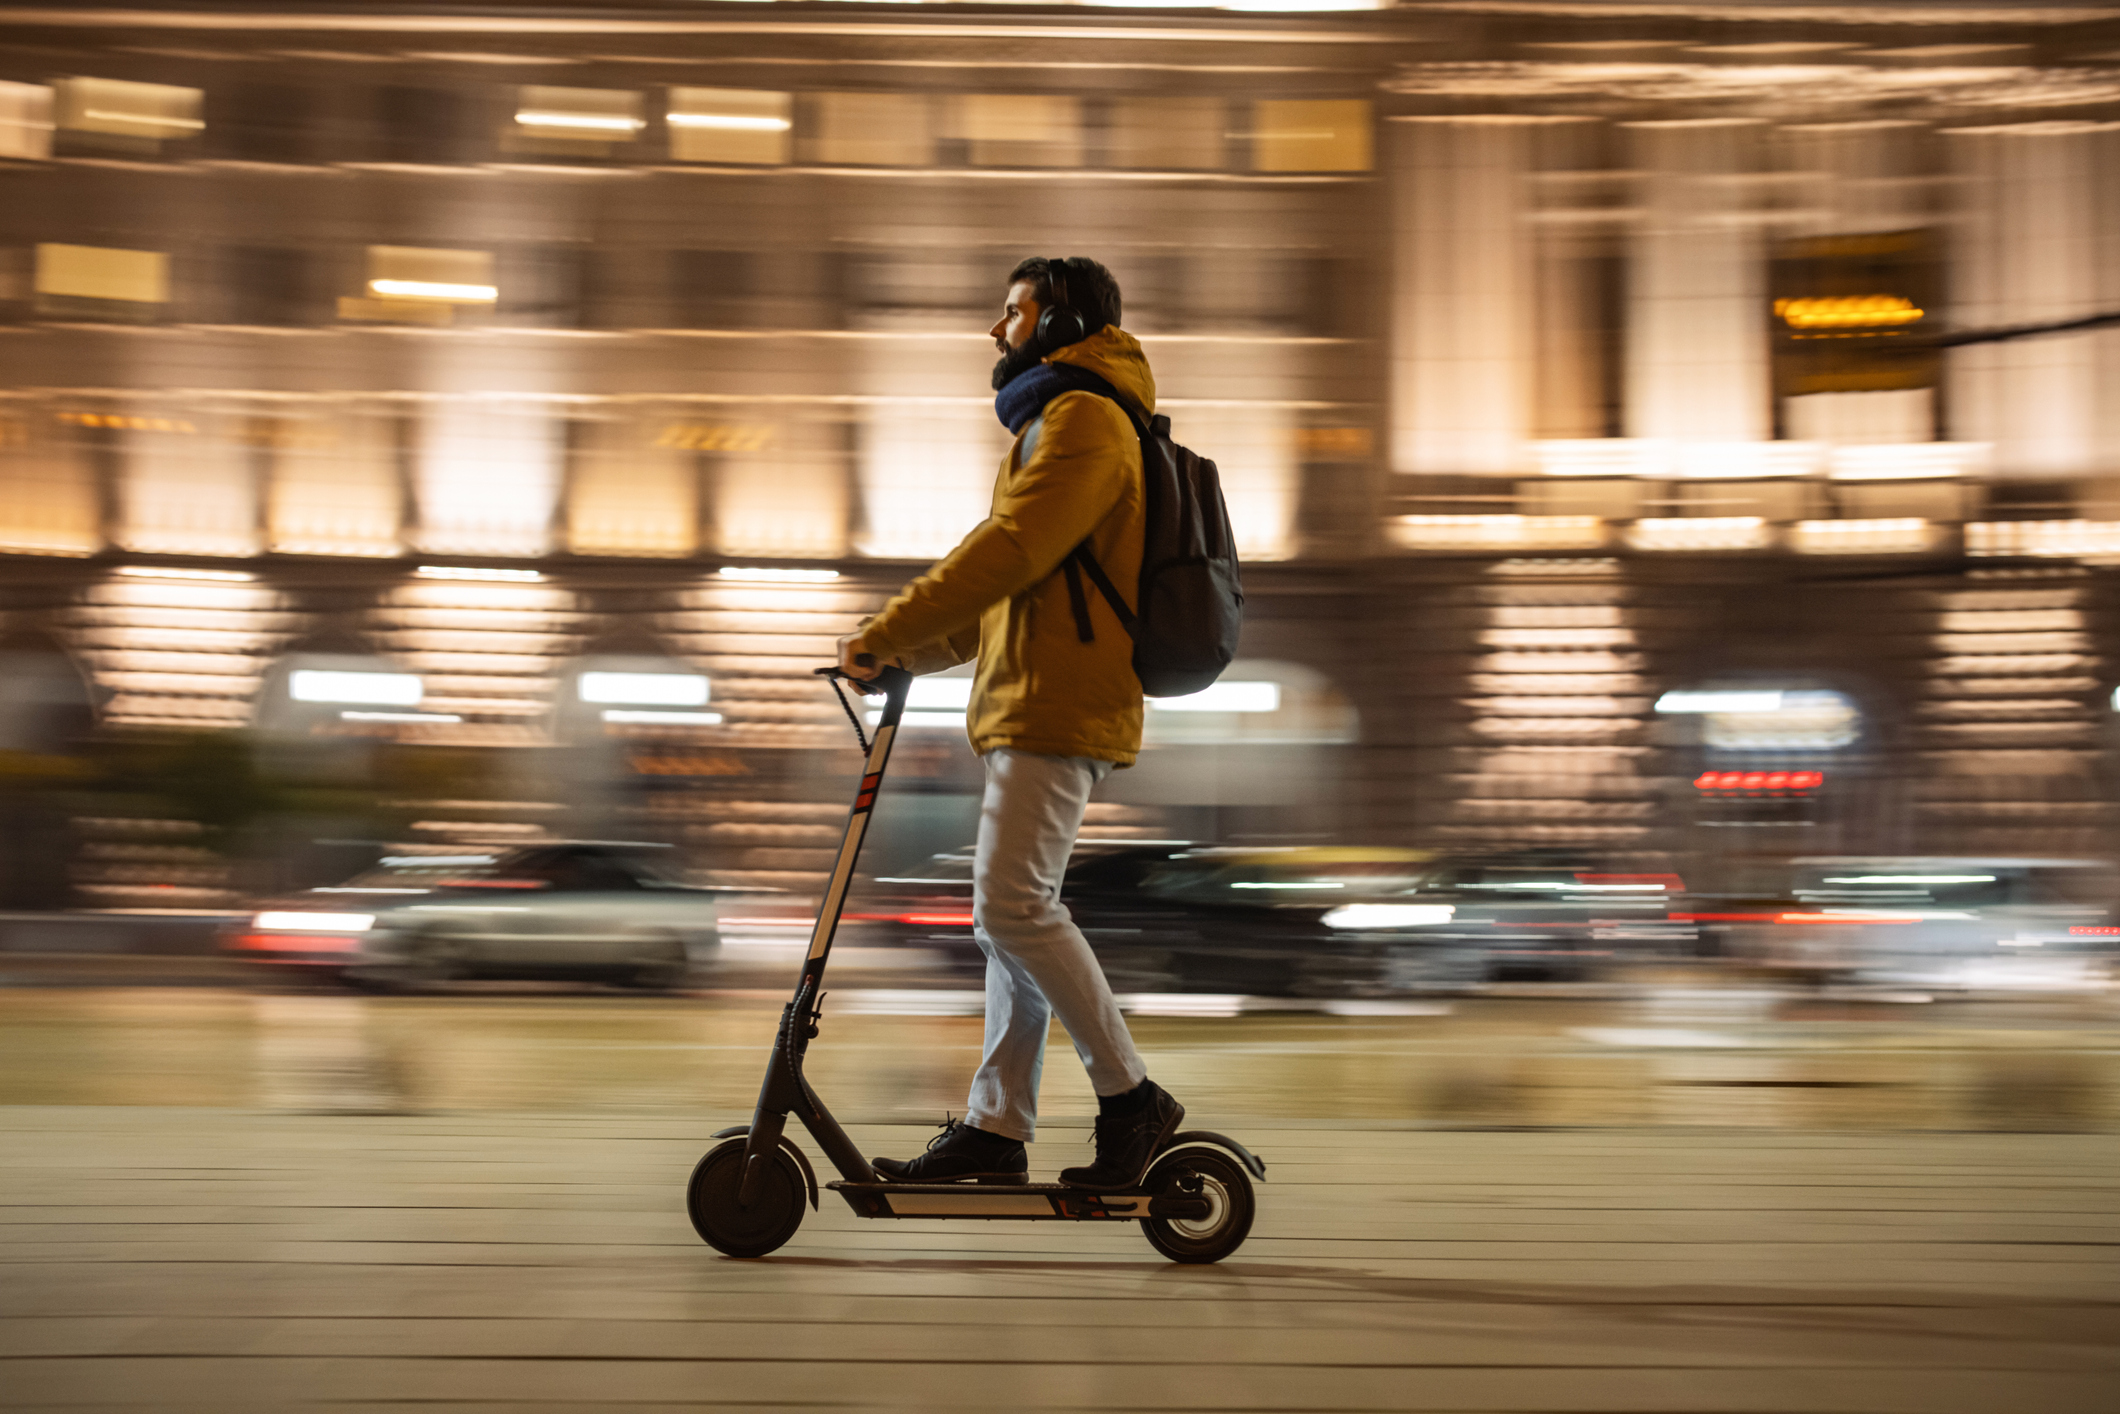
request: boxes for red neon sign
[1694,770,1824,793]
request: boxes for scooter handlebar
[813,662,913,699]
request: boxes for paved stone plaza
[4,1112,2118,1409]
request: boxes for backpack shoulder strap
[1069,541,1137,642]
[1043,366,1148,644]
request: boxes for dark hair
[1009,256,1122,332]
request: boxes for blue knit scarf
[994,361,1117,435]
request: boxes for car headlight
[253,911,377,933]
[1322,904,1454,930]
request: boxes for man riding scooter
[835,256,1182,1189]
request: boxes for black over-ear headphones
[1035,255,1089,353]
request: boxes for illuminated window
[0,82,52,160]
[53,77,202,147]
[950,94,1082,168]
[343,246,495,324]
[415,402,563,557]
[1109,97,1225,171]
[265,406,403,558]
[711,419,850,561]
[1141,660,1357,745]
[1251,100,1370,173]
[667,87,790,165]
[0,409,99,557]
[1769,230,1939,402]
[857,406,1001,559]
[116,410,261,557]
[510,85,643,151]
[566,414,696,558]
[812,92,933,167]
[34,244,168,318]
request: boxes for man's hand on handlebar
[834,633,900,692]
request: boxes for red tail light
[230,932,360,954]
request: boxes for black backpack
[1056,379,1244,698]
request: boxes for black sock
[1098,1078,1153,1119]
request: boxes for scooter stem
[737,665,913,1205]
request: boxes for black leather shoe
[1059,1082,1184,1189]
[873,1117,1028,1185]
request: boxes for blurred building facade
[2,0,2120,905]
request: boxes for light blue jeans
[963,748,1147,1142]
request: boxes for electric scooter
[684,663,1265,1263]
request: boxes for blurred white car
[1721,856,2120,992]
[225,843,726,990]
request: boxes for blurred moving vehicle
[847,843,1685,995]
[1687,856,2120,992]
[224,843,724,990]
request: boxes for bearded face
[991,337,1047,392]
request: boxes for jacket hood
[1045,326,1156,420]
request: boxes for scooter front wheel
[686,1138,806,1258]
[1140,1147,1255,1265]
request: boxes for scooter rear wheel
[1140,1147,1254,1264]
[686,1138,805,1258]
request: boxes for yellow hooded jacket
[852,327,1154,766]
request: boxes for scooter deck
[828,1179,1203,1222]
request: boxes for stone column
[1624,119,1770,444]
[1947,121,2120,477]
[1390,116,1567,476]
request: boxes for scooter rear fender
[1165,1130,1267,1180]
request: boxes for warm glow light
[908,679,974,711]
[1391,516,1606,551]
[515,111,643,133]
[289,670,422,706]
[1658,690,1784,713]
[716,566,841,583]
[1775,295,1923,329]
[1627,518,1770,552]
[254,911,374,933]
[416,565,544,582]
[1792,519,1934,555]
[1966,521,2120,558]
[368,278,497,303]
[1823,874,1995,885]
[1828,444,1986,481]
[82,108,201,131]
[602,710,723,725]
[116,566,255,583]
[340,710,462,724]
[579,672,709,706]
[667,113,791,131]
[1323,904,1455,929]
[1150,681,1281,713]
